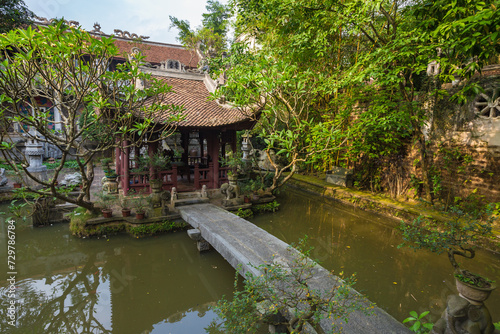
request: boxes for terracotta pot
[456,277,496,304]
[13,182,22,189]
[122,209,131,217]
[102,209,113,218]
[244,196,251,203]
[135,212,145,220]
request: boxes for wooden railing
[218,166,230,186]
[127,166,178,194]
[194,163,211,189]
[127,171,149,193]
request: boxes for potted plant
[95,190,115,218]
[12,176,23,188]
[399,206,496,303]
[101,157,117,178]
[146,152,170,193]
[118,194,131,217]
[224,151,242,185]
[131,193,149,220]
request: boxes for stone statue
[200,185,208,198]
[0,168,8,187]
[432,295,496,334]
[220,182,239,200]
[170,187,178,205]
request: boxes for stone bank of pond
[250,188,500,323]
[0,222,236,333]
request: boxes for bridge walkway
[178,203,410,334]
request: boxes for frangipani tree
[210,44,345,193]
[0,20,183,213]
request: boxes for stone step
[176,191,203,200]
[173,197,210,207]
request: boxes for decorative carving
[474,87,500,118]
[34,16,79,27]
[160,59,185,72]
[220,182,239,200]
[201,185,208,198]
[113,29,149,40]
[91,22,102,34]
[170,187,178,205]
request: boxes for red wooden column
[115,138,121,177]
[147,141,159,193]
[123,140,130,195]
[207,132,220,189]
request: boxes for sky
[24,0,229,45]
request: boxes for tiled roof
[145,76,251,128]
[113,39,199,68]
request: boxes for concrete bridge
[179,203,411,334]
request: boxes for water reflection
[0,223,236,334]
[250,188,500,323]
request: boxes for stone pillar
[187,229,211,252]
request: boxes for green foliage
[252,200,280,214]
[94,191,116,211]
[211,239,371,333]
[398,205,495,278]
[42,159,80,170]
[235,208,253,219]
[403,311,433,333]
[454,272,494,288]
[129,191,150,214]
[216,0,500,199]
[127,220,187,238]
[69,208,98,237]
[169,0,229,57]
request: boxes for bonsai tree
[399,205,495,287]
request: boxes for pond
[0,220,236,333]
[0,188,499,333]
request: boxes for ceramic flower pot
[456,277,496,304]
[122,209,131,217]
[102,209,113,218]
[135,212,145,220]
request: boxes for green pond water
[0,188,498,333]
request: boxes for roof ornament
[34,16,79,27]
[113,29,150,40]
[91,22,102,34]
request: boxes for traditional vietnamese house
[116,66,255,195]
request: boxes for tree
[0,0,33,33]
[0,21,183,213]
[169,0,230,59]
[210,44,346,193]
[202,0,231,37]
[215,0,500,198]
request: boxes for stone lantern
[25,127,47,181]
